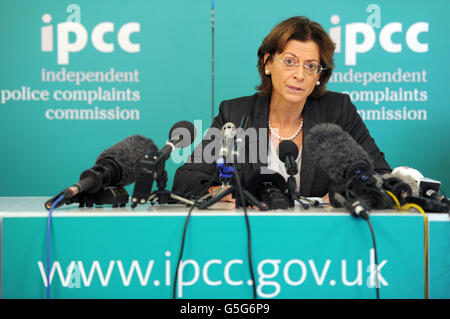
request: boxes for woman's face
[265,39,321,107]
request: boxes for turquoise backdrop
[0,0,449,195]
[0,0,211,196]
[214,0,449,193]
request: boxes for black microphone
[246,168,289,210]
[45,135,157,210]
[389,171,420,197]
[131,121,196,206]
[304,123,373,185]
[158,121,196,162]
[278,140,299,176]
[304,123,384,299]
[304,123,376,218]
[380,173,413,204]
[277,140,299,207]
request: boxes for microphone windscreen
[278,140,299,163]
[304,123,373,184]
[96,135,158,186]
[392,166,424,180]
[169,121,196,148]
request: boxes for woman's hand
[208,185,236,203]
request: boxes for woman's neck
[269,95,305,126]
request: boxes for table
[0,197,448,299]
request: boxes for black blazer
[172,91,391,198]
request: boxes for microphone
[304,123,373,185]
[277,140,299,207]
[388,171,419,197]
[217,122,237,180]
[391,167,449,212]
[45,135,157,210]
[246,168,289,210]
[392,166,442,199]
[158,121,196,162]
[131,121,196,206]
[379,173,413,204]
[304,123,383,299]
[304,123,379,218]
[278,140,299,176]
[220,122,237,158]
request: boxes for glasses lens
[282,57,297,69]
[277,54,326,74]
[304,62,318,74]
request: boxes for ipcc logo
[329,14,429,65]
[41,13,140,65]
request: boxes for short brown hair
[256,16,335,98]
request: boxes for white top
[267,139,302,192]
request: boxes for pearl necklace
[268,118,303,141]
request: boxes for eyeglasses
[272,54,327,75]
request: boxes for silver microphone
[220,122,236,157]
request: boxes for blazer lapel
[299,98,317,196]
[250,94,270,171]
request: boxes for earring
[316,81,320,86]
[265,69,271,75]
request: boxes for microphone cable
[343,176,381,299]
[385,190,429,299]
[45,194,65,299]
[173,112,256,299]
[231,107,257,299]
[172,164,258,299]
[365,216,380,299]
[351,206,381,299]
[172,166,219,299]
[233,162,257,299]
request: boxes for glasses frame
[272,54,327,75]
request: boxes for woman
[172,16,391,202]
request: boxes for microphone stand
[197,158,267,210]
[45,187,129,210]
[131,148,194,208]
[286,175,296,207]
[286,174,310,209]
[197,135,267,210]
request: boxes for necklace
[268,118,303,141]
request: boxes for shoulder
[219,94,257,110]
[217,94,260,123]
[304,90,358,125]
[309,90,356,116]
[311,90,351,106]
